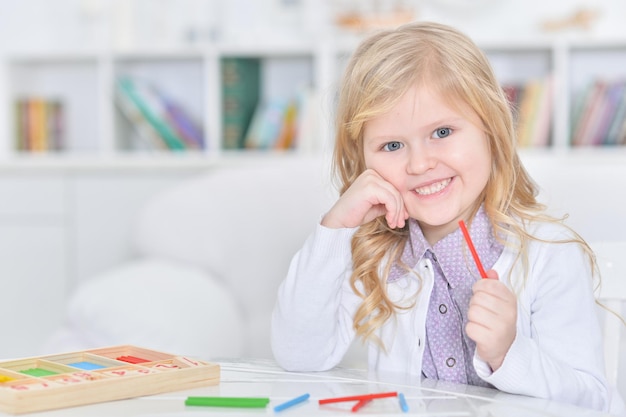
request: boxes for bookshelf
[3,34,626,169]
[0,41,337,168]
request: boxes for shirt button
[446,357,456,368]
[439,304,447,314]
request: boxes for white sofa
[43,155,339,360]
[44,152,626,395]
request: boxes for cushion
[42,258,245,360]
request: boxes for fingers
[466,278,517,371]
[322,169,408,229]
[470,279,513,316]
[361,171,407,229]
[468,281,516,333]
[485,269,499,280]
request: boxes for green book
[117,77,187,151]
[14,99,26,151]
[221,58,261,149]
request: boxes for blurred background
[1,0,626,51]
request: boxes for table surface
[4,358,613,417]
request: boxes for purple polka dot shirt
[388,206,503,387]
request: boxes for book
[527,76,554,147]
[14,97,65,152]
[156,92,205,149]
[571,80,607,146]
[501,83,523,139]
[114,83,168,151]
[45,100,64,151]
[590,81,625,145]
[28,99,46,152]
[605,87,626,145]
[515,79,543,147]
[274,99,298,150]
[243,85,321,151]
[293,86,320,153]
[244,98,291,149]
[569,79,626,146]
[221,58,261,149]
[116,77,187,151]
[14,100,26,151]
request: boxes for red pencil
[318,391,398,405]
[351,399,371,412]
[458,219,488,279]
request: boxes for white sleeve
[474,240,610,412]
[271,224,361,371]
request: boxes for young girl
[271,21,611,411]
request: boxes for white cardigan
[271,221,611,412]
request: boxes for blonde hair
[332,21,596,343]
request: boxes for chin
[414,213,460,234]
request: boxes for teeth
[415,178,451,195]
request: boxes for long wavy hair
[331,21,596,344]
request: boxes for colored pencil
[319,391,398,404]
[458,219,488,278]
[185,396,269,408]
[398,392,409,412]
[351,399,371,412]
[273,393,310,412]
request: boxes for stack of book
[502,76,554,148]
[243,87,318,151]
[14,98,64,152]
[570,79,626,146]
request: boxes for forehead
[375,84,476,123]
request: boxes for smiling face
[363,84,492,245]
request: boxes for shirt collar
[388,205,502,283]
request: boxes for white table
[9,359,612,417]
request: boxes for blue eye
[382,141,403,152]
[433,127,452,139]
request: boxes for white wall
[1,0,626,55]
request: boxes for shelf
[2,36,626,168]
[0,148,325,172]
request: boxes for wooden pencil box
[0,345,220,414]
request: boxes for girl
[271,21,611,412]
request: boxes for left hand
[465,270,517,372]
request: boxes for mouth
[414,178,452,196]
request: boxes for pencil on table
[318,391,398,404]
[185,396,269,408]
[351,399,371,412]
[273,393,310,412]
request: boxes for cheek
[374,163,405,189]
[364,153,401,181]
[363,150,388,173]
[363,152,374,170]
[467,151,492,189]
[458,134,491,173]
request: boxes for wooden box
[0,345,219,414]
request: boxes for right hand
[321,169,408,229]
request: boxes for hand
[321,169,409,229]
[465,270,517,372]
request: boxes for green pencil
[185,396,270,408]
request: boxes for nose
[406,142,436,174]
